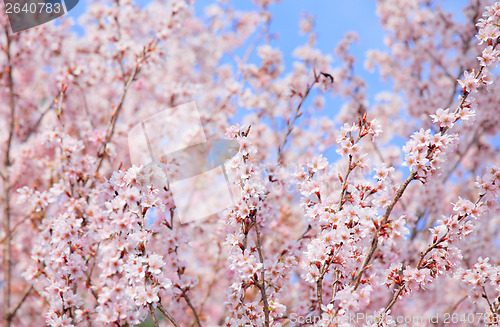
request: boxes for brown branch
[85,243,100,301]
[337,155,353,211]
[252,212,270,327]
[381,192,486,315]
[409,210,426,241]
[178,287,202,327]
[383,285,405,314]
[277,72,319,163]
[23,97,56,142]
[94,65,138,172]
[482,286,496,317]
[299,224,312,241]
[330,268,341,304]
[55,86,67,128]
[2,26,16,327]
[94,42,155,173]
[316,274,324,315]
[351,170,417,290]
[74,82,96,130]
[314,245,343,316]
[149,304,158,327]
[157,302,181,327]
[3,285,33,322]
[113,9,127,84]
[0,215,32,245]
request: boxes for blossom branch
[22,96,56,142]
[277,72,319,163]
[481,286,497,318]
[382,191,488,315]
[351,170,417,290]
[443,36,500,133]
[54,84,67,127]
[337,155,353,211]
[251,210,271,327]
[415,193,485,270]
[316,245,342,315]
[0,215,32,245]
[175,264,202,327]
[95,40,156,173]
[330,268,341,304]
[351,36,500,291]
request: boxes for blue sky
[63,0,474,156]
[65,0,469,115]
[67,1,388,75]
[62,0,478,162]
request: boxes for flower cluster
[402,128,457,179]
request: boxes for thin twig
[384,285,405,314]
[178,287,203,327]
[252,211,271,327]
[94,41,155,174]
[482,286,496,317]
[23,97,56,142]
[94,64,138,172]
[315,245,342,316]
[316,274,324,315]
[381,192,486,316]
[55,86,67,128]
[4,286,33,322]
[85,243,100,301]
[0,215,32,245]
[2,26,16,327]
[197,243,222,326]
[277,72,319,163]
[74,82,96,129]
[330,268,341,304]
[157,302,181,327]
[149,304,159,327]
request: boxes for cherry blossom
[0,1,500,327]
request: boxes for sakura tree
[0,0,499,326]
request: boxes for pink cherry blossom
[1,1,500,326]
